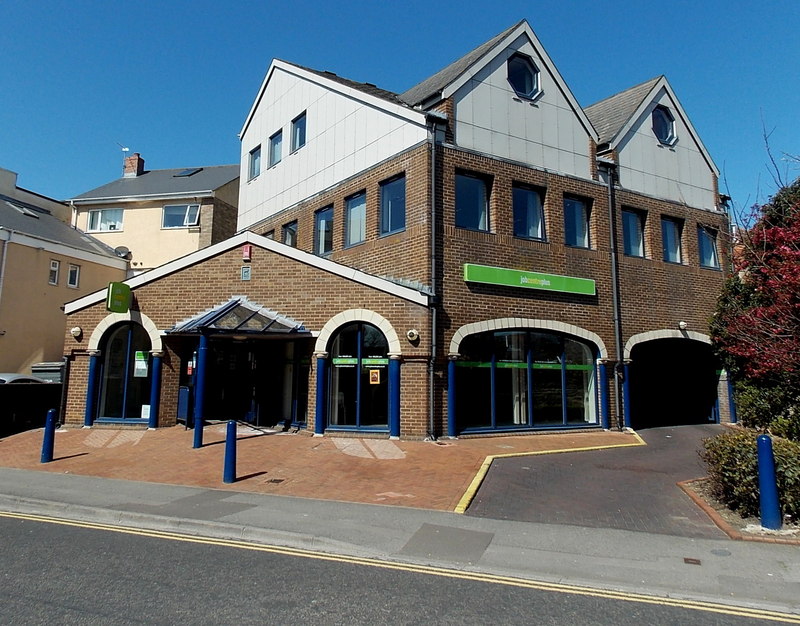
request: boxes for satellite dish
[114,246,131,259]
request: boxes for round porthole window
[507,54,540,100]
[652,106,676,145]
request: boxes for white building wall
[452,36,593,178]
[238,66,428,230]
[616,88,717,210]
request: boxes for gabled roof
[64,230,430,315]
[70,164,239,203]
[584,76,662,146]
[167,296,309,336]
[0,193,124,264]
[289,62,407,107]
[584,75,719,175]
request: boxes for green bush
[733,378,799,438]
[701,429,800,520]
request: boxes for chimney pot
[123,153,145,177]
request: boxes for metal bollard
[40,408,57,463]
[757,434,781,530]
[223,420,237,484]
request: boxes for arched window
[98,322,151,420]
[329,322,389,430]
[456,330,597,431]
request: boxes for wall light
[678,321,688,331]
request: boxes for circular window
[652,106,676,145]
[507,54,540,99]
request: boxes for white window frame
[48,260,60,285]
[162,204,200,229]
[67,264,80,288]
[87,208,123,232]
[507,53,541,100]
[652,106,677,145]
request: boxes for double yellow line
[2,509,797,623]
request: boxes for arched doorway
[627,338,719,429]
[97,322,152,420]
[328,322,389,430]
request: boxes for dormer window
[507,53,540,100]
[652,105,676,145]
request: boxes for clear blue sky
[2,1,798,221]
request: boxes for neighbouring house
[0,167,127,374]
[69,154,239,273]
[61,19,732,437]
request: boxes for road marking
[1,509,797,624]
[454,433,647,513]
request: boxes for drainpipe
[426,111,447,440]
[599,160,625,430]
[0,228,13,307]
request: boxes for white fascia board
[4,231,128,270]
[239,60,426,139]
[610,77,720,176]
[64,230,430,314]
[440,21,599,143]
[69,191,215,205]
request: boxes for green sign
[463,264,595,296]
[362,358,389,366]
[106,282,131,313]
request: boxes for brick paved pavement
[0,424,637,512]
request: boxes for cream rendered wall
[75,200,205,271]
[0,241,123,372]
[616,88,717,210]
[452,35,593,178]
[238,66,428,230]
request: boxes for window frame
[563,195,591,249]
[269,130,283,167]
[282,220,298,247]
[248,145,261,180]
[48,259,60,285]
[512,183,546,241]
[162,204,200,229]
[379,174,406,236]
[344,191,367,248]
[87,208,123,232]
[652,105,676,146]
[67,264,80,289]
[455,171,490,232]
[314,206,334,256]
[291,112,307,153]
[507,53,541,100]
[621,208,646,258]
[698,226,720,269]
[661,216,683,264]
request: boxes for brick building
[62,20,731,438]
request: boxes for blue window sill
[95,418,149,424]
[325,426,389,433]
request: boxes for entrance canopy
[166,297,310,337]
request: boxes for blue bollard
[40,408,57,463]
[757,434,782,530]
[223,420,237,484]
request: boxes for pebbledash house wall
[62,243,431,437]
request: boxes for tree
[710,176,800,438]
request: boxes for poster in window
[369,369,380,385]
[134,351,148,378]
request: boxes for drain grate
[265,478,285,484]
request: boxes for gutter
[69,191,215,205]
[0,228,12,309]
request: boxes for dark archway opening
[628,338,719,430]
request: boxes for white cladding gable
[615,87,718,210]
[452,34,593,177]
[238,64,427,231]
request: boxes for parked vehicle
[0,373,48,384]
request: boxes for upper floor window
[698,226,720,268]
[283,220,297,247]
[48,260,59,285]
[661,216,682,263]
[67,264,80,288]
[507,53,540,100]
[564,196,590,248]
[87,208,123,232]
[248,145,261,180]
[315,206,333,256]
[291,112,307,152]
[455,172,490,232]
[345,191,366,247]
[513,184,545,240]
[163,204,200,228]
[380,175,406,235]
[269,130,283,167]
[264,230,275,240]
[622,208,646,257]
[652,106,676,145]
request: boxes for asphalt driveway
[466,424,726,539]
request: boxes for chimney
[123,153,145,178]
